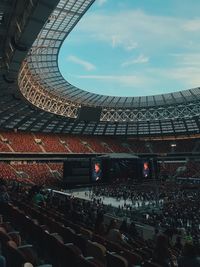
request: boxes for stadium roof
[1,0,200,136]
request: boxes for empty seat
[5,240,38,267]
[76,257,100,267]
[80,227,93,239]
[121,249,143,266]
[73,233,88,256]
[106,252,128,267]
[142,261,162,267]
[87,240,106,266]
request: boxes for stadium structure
[1,0,200,137]
[0,0,199,184]
[1,2,200,266]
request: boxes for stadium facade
[1,0,200,136]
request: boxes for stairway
[0,134,15,152]
[32,133,46,152]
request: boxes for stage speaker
[77,106,102,122]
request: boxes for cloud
[76,9,190,52]
[67,55,96,71]
[163,67,200,88]
[146,64,200,89]
[62,6,200,96]
[161,53,200,87]
[111,35,122,48]
[125,42,138,51]
[96,0,107,6]
[171,53,200,66]
[122,54,149,67]
[111,36,138,50]
[183,19,200,32]
[75,74,153,88]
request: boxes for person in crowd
[0,185,10,203]
[174,236,183,252]
[153,227,160,243]
[94,213,106,236]
[106,219,131,249]
[178,243,200,267]
[0,256,6,267]
[119,219,128,234]
[129,221,138,238]
[153,234,175,267]
[32,189,46,206]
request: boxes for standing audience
[178,243,200,267]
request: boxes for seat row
[0,211,51,267]
[0,163,62,186]
[13,198,162,267]
[0,130,199,154]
